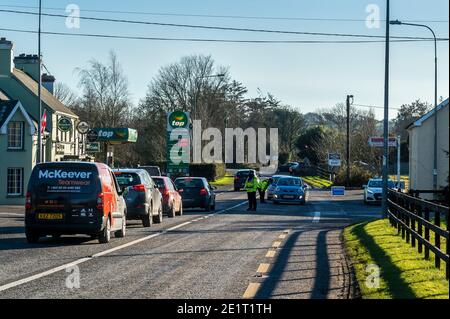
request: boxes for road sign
[85,142,100,153]
[86,129,99,142]
[369,137,398,148]
[331,186,345,196]
[57,117,72,132]
[76,121,90,135]
[328,153,341,167]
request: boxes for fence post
[434,210,441,269]
[417,204,423,254]
[424,208,430,260]
[447,213,449,280]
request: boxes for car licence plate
[37,213,64,220]
[282,195,295,199]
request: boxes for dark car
[152,176,183,218]
[277,162,300,175]
[139,166,162,177]
[233,169,257,191]
[174,177,216,212]
[113,169,163,227]
[25,162,126,244]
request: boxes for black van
[25,162,127,244]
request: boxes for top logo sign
[168,111,189,130]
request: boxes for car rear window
[113,172,141,187]
[175,178,204,188]
[30,165,98,194]
[142,167,161,176]
[152,178,166,189]
[236,171,250,177]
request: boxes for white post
[397,135,401,185]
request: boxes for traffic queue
[24,161,216,244]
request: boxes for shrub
[189,163,226,181]
[334,165,372,187]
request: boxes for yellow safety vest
[244,177,259,193]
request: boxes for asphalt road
[0,189,381,299]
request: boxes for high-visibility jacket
[244,176,259,193]
[259,179,270,192]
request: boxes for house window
[7,168,24,196]
[7,121,24,150]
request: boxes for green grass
[389,175,410,190]
[344,219,449,299]
[210,174,235,187]
[302,176,334,189]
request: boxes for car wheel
[142,205,153,227]
[169,202,176,218]
[154,204,163,224]
[115,213,126,238]
[98,217,111,244]
[25,229,40,244]
[211,201,216,212]
[177,202,183,216]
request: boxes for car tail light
[133,184,146,192]
[25,192,31,210]
[163,188,170,196]
[199,188,208,196]
[96,193,104,210]
[178,189,184,193]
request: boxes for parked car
[139,165,162,177]
[273,176,308,205]
[25,162,126,244]
[277,162,300,175]
[152,176,183,218]
[363,178,396,205]
[234,169,257,191]
[266,175,285,200]
[113,169,163,227]
[175,177,216,211]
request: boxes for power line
[0,27,446,44]
[354,103,401,111]
[0,4,448,23]
[0,9,448,41]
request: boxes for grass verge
[302,176,334,189]
[210,174,234,187]
[344,219,449,299]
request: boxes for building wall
[409,106,449,192]
[0,110,36,205]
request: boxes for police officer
[244,171,259,211]
[258,178,270,204]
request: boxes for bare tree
[54,82,79,108]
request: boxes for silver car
[363,178,396,204]
[267,175,285,200]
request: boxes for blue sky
[0,0,448,119]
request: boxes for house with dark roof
[0,37,86,204]
[407,98,449,195]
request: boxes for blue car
[273,177,308,205]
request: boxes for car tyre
[98,217,111,244]
[177,202,183,216]
[142,205,153,228]
[169,202,176,218]
[115,214,126,238]
[153,204,163,224]
[25,229,40,244]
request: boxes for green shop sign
[93,128,138,144]
[58,117,72,132]
[168,111,189,130]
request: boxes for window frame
[7,121,24,150]
[7,168,24,197]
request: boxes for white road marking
[0,200,247,293]
[313,211,321,223]
[0,213,23,217]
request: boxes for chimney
[42,73,55,94]
[13,53,40,82]
[0,38,14,76]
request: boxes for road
[0,189,381,299]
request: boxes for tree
[54,82,79,108]
[296,126,326,165]
[76,51,132,128]
[394,100,431,141]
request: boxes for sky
[0,0,448,120]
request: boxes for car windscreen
[278,178,301,186]
[113,172,141,187]
[152,178,166,189]
[368,180,396,188]
[142,167,160,176]
[175,178,204,188]
[236,171,250,177]
[30,165,98,194]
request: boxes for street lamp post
[390,20,439,190]
[37,0,43,163]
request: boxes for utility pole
[346,95,354,187]
[382,0,390,218]
[397,135,401,187]
[37,0,43,163]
